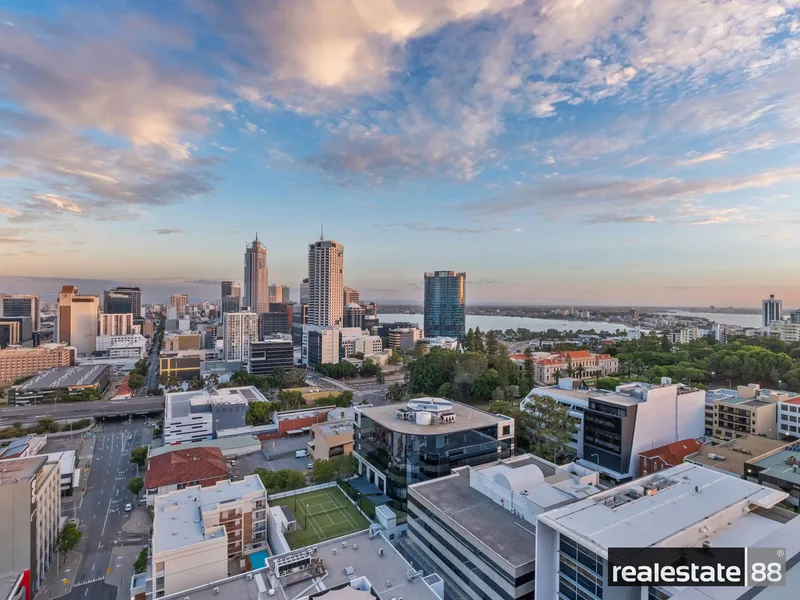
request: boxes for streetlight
[591,453,600,474]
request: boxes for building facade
[244,236,269,313]
[0,320,21,348]
[308,239,344,327]
[159,352,202,382]
[219,295,241,322]
[388,327,423,351]
[163,333,202,352]
[55,286,99,356]
[247,339,294,375]
[343,303,364,329]
[710,384,784,440]
[423,271,466,338]
[308,420,354,461]
[0,294,41,332]
[762,293,782,327]
[0,343,73,386]
[169,294,188,317]
[267,284,290,304]
[302,325,341,366]
[258,311,289,336]
[222,312,259,362]
[343,286,360,308]
[99,313,134,336]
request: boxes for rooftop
[314,420,355,437]
[44,450,76,477]
[14,364,109,390]
[162,530,441,600]
[357,399,510,435]
[639,438,703,467]
[686,435,789,476]
[166,386,266,418]
[153,475,265,554]
[538,463,787,554]
[749,446,800,486]
[0,455,47,485]
[148,435,261,458]
[145,447,229,490]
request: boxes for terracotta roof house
[638,438,704,476]
[144,446,230,506]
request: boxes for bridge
[0,397,165,427]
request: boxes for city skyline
[1,2,800,305]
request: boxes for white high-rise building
[55,285,99,355]
[762,293,782,327]
[223,312,259,362]
[99,312,133,336]
[169,293,188,316]
[308,238,344,327]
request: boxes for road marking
[101,497,113,536]
[85,588,89,596]
[91,563,95,573]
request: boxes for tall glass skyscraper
[423,271,466,337]
[244,235,269,313]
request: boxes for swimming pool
[250,550,270,570]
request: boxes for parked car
[124,503,133,512]
[306,463,314,470]
[295,449,309,458]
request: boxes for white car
[306,463,314,470]
[124,503,133,512]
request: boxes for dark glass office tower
[423,271,466,338]
[103,286,142,320]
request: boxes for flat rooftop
[153,475,265,554]
[530,386,603,402]
[686,435,788,476]
[162,530,441,600]
[538,463,787,553]
[166,386,266,418]
[0,455,47,485]
[751,447,800,486]
[358,400,509,435]
[15,364,109,390]
[315,420,355,437]
[410,466,537,568]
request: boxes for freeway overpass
[0,396,165,427]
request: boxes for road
[60,420,148,600]
[137,342,161,397]
[0,398,164,426]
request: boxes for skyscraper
[221,281,234,298]
[56,285,99,355]
[344,303,364,329]
[268,284,290,304]
[223,312,259,362]
[244,235,269,313]
[220,296,241,322]
[763,294,782,328]
[300,278,310,304]
[424,271,466,338]
[343,287,360,308]
[0,294,41,332]
[231,282,242,299]
[308,238,344,327]
[169,293,188,316]
[104,286,142,320]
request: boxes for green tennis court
[274,487,370,549]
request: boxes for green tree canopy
[129,446,148,468]
[58,522,82,557]
[128,477,144,496]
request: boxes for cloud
[376,222,514,234]
[150,228,185,235]
[586,214,659,225]
[677,151,729,166]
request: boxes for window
[502,425,511,436]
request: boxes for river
[377,313,632,334]
[665,311,762,328]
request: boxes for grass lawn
[273,487,370,549]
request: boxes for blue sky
[2,0,800,306]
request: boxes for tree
[246,401,275,425]
[485,330,502,356]
[134,548,148,574]
[375,370,385,386]
[254,468,307,495]
[388,352,402,365]
[491,386,506,401]
[311,455,357,483]
[128,477,144,497]
[277,390,305,411]
[387,383,405,402]
[522,394,578,463]
[0,387,5,402]
[128,373,144,394]
[58,522,82,557]
[473,327,485,353]
[129,446,148,468]
[522,346,535,393]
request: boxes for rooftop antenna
[320,223,324,241]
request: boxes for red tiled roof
[638,439,703,466]
[507,353,528,361]
[144,447,229,490]
[595,354,614,360]
[536,358,566,366]
[782,397,800,405]
[565,350,591,359]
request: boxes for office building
[99,312,134,336]
[535,463,794,600]
[222,312,259,362]
[0,343,73,386]
[244,235,269,313]
[219,295,241,322]
[163,333,202,352]
[163,387,266,444]
[791,308,800,324]
[269,301,294,330]
[258,310,289,337]
[150,475,267,598]
[409,454,599,600]
[159,351,202,381]
[0,321,20,348]
[267,284,290,304]
[0,317,32,347]
[307,420,354,461]
[169,293,188,317]
[300,278,310,304]
[343,302,364,329]
[0,456,61,592]
[343,286,360,307]
[302,325,340,366]
[104,286,142,320]
[353,398,515,506]
[341,330,383,358]
[388,327,423,351]
[710,384,786,440]
[55,285,99,355]
[8,364,111,405]
[95,333,148,358]
[143,447,230,506]
[423,271,466,338]
[246,338,293,375]
[0,294,40,332]
[762,293,782,327]
[220,281,234,298]
[778,395,800,436]
[308,238,344,327]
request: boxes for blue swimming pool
[250,550,270,570]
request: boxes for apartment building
[341,329,383,358]
[354,398,515,507]
[0,343,73,385]
[0,456,61,592]
[667,327,704,345]
[387,327,423,351]
[163,387,265,444]
[150,475,267,598]
[222,312,259,363]
[535,463,793,600]
[767,321,800,342]
[144,447,230,506]
[163,333,202,352]
[777,395,800,437]
[159,351,202,382]
[98,312,133,336]
[710,384,787,440]
[408,454,599,600]
[302,325,341,366]
[307,420,354,460]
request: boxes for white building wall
[223,312,259,362]
[99,313,133,336]
[70,299,99,356]
[778,401,800,437]
[163,413,213,444]
[156,538,229,597]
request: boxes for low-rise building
[710,384,787,440]
[0,456,61,592]
[409,454,598,600]
[387,327,422,351]
[150,475,267,598]
[8,364,111,405]
[95,333,148,357]
[246,338,293,375]
[148,436,261,460]
[0,343,73,386]
[163,387,266,444]
[685,434,790,477]
[144,447,230,506]
[0,435,47,459]
[421,336,458,350]
[308,420,354,460]
[159,351,202,381]
[163,333,202,352]
[744,442,800,508]
[341,331,382,358]
[638,438,703,476]
[533,350,619,385]
[777,395,800,437]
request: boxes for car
[306,463,314,470]
[124,503,133,512]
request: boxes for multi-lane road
[0,398,164,427]
[61,419,148,600]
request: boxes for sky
[1,0,800,306]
